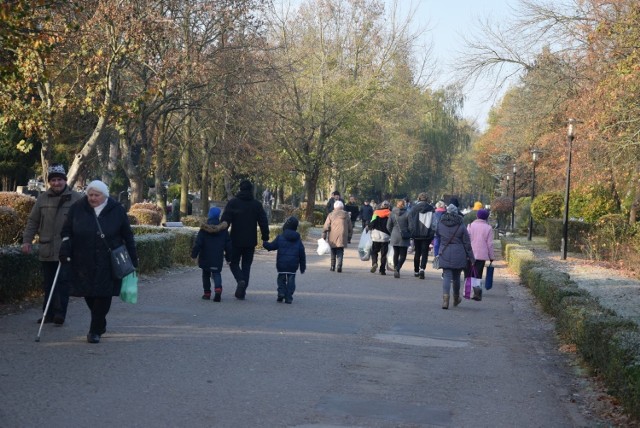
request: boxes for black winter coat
[408,201,435,240]
[60,197,138,297]
[191,220,232,270]
[221,189,269,247]
[263,229,306,273]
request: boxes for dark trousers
[370,241,389,272]
[393,246,408,272]
[41,261,69,319]
[202,268,222,292]
[84,296,112,335]
[230,246,255,287]
[330,247,344,269]
[472,260,487,278]
[277,273,296,302]
[413,238,432,272]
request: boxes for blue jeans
[202,268,222,292]
[442,268,463,296]
[277,273,296,302]
[230,246,255,287]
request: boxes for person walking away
[191,207,231,302]
[345,195,360,226]
[408,193,435,279]
[22,164,83,325]
[59,180,138,343]
[467,209,494,301]
[367,200,391,275]
[322,201,353,272]
[221,180,270,300]
[432,201,447,258]
[359,199,374,230]
[386,199,411,278]
[263,216,306,304]
[436,204,475,309]
[325,191,344,214]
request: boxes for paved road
[1,232,603,427]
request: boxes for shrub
[313,210,325,226]
[490,196,512,229]
[570,186,619,223]
[129,208,162,226]
[127,214,139,225]
[0,207,21,245]
[132,225,168,235]
[0,192,36,233]
[181,215,205,227]
[546,218,592,252]
[130,202,164,217]
[531,192,563,223]
[0,245,42,302]
[583,213,634,261]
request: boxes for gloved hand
[59,240,71,263]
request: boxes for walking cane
[35,262,62,342]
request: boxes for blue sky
[398,0,516,130]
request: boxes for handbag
[95,215,136,279]
[464,267,483,299]
[484,263,494,290]
[120,271,138,303]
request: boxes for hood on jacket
[201,221,229,234]
[282,228,301,241]
[440,212,463,227]
[391,207,407,216]
[372,208,391,219]
[414,200,434,213]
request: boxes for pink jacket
[467,219,494,261]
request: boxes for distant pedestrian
[322,201,353,272]
[467,208,494,301]
[387,199,411,278]
[432,201,447,257]
[408,192,435,279]
[22,164,82,325]
[191,207,232,302]
[345,195,360,225]
[263,216,306,304]
[221,180,270,300]
[325,191,344,214]
[436,204,474,309]
[359,199,374,230]
[367,200,391,275]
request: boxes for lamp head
[567,118,580,138]
[513,163,517,173]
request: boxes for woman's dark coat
[263,229,307,273]
[387,207,411,247]
[191,219,232,270]
[435,212,475,269]
[60,197,138,297]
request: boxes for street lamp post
[561,119,578,260]
[511,164,517,231]
[527,150,541,241]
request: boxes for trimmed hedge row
[0,245,43,302]
[503,241,640,420]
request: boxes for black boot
[472,287,483,301]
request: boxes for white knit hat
[86,180,109,197]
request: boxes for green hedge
[505,239,640,420]
[0,245,43,303]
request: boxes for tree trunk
[155,114,168,223]
[180,116,192,218]
[200,132,211,215]
[304,168,320,222]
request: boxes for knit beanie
[208,207,221,220]
[239,180,253,192]
[446,204,458,214]
[473,201,483,210]
[47,164,67,181]
[477,209,490,220]
[283,216,299,231]
[449,197,460,208]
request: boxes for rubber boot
[453,294,462,306]
[442,294,450,309]
[472,287,482,301]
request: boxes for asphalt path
[0,231,601,427]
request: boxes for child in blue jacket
[263,216,306,304]
[191,207,231,302]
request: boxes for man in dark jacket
[22,164,82,325]
[345,195,360,225]
[325,191,344,214]
[367,201,391,275]
[263,216,306,304]
[359,199,374,230]
[221,180,270,300]
[408,192,435,279]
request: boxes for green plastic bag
[120,271,138,304]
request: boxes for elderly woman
[60,180,138,343]
[467,208,494,301]
[436,204,474,309]
[387,199,411,278]
[322,200,353,272]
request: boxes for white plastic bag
[358,230,372,261]
[386,245,395,271]
[316,238,331,256]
